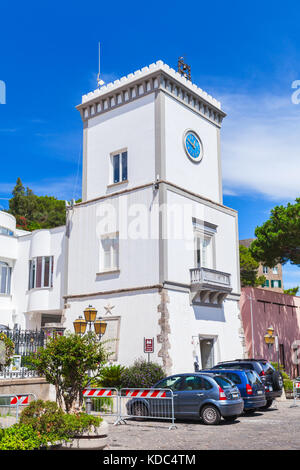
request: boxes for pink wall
[240,287,300,378]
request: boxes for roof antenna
[97,42,105,88]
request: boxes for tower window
[100,233,119,271]
[111,150,128,184]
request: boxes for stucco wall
[240,287,300,377]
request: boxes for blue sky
[0,0,299,289]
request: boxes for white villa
[0,60,246,374]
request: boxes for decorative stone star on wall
[104,303,115,315]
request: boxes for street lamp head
[267,326,274,337]
[94,317,107,339]
[73,316,87,336]
[264,333,275,345]
[84,305,97,324]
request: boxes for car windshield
[213,376,233,389]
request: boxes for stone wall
[0,378,56,401]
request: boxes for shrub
[20,400,65,442]
[96,364,125,389]
[0,424,49,450]
[60,413,102,439]
[120,359,165,389]
[283,379,294,391]
[18,400,102,447]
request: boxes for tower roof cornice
[76,60,226,127]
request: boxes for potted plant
[27,333,110,448]
[19,400,108,450]
[29,332,109,412]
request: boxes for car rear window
[222,372,242,385]
[246,370,262,386]
[215,363,255,371]
[261,362,275,375]
[213,376,233,389]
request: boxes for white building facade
[0,60,246,374]
[0,211,66,330]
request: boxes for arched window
[0,261,11,294]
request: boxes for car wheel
[201,405,221,425]
[260,399,273,410]
[132,402,148,420]
[223,415,238,422]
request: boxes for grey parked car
[126,373,244,425]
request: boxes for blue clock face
[184,131,202,162]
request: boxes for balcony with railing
[190,267,232,305]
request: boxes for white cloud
[220,91,300,201]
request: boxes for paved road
[104,401,300,450]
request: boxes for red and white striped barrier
[82,388,114,397]
[125,389,167,398]
[295,382,300,389]
[10,395,29,405]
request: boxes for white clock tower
[64,60,245,373]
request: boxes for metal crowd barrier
[0,393,37,426]
[83,387,176,430]
[116,388,176,430]
[82,388,119,417]
[290,381,300,408]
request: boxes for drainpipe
[248,293,255,358]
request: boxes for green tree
[250,199,300,267]
[0,332,15,369]
[283,286,299,296]
[30,333,109,412]
[239,245,266,287]
[8,178,67,231]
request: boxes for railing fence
[0,328,45,379]
[83,387,176,430]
